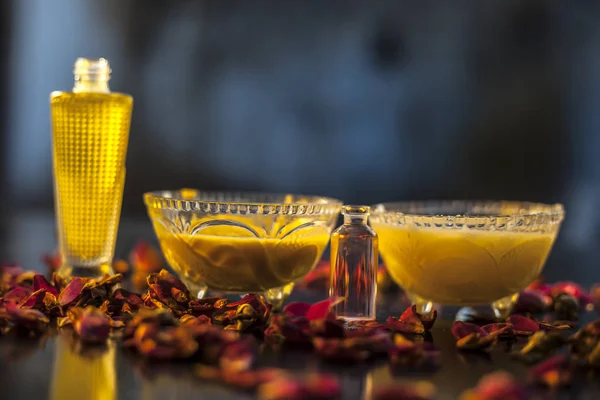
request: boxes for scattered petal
[460,371,528,400]
[390,334,440,367]
[451,321,486,340]
[514,331,566,363]
[219,340,255,373]
[283,302,312,317]
[456,333,497,352]
[58,278,88,306]
[552,293,579,321]
[305,297,344,321]
[69,306,111,344]
[196,366,287,391]
[257,374,341,400]
[32,275,59,297]
[374,381,436,400]
[529,355,572,389]
[507,315,539,336]
[399,305,437,331]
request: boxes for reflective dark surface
[0,212,599,400]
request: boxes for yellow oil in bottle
[50,58,132,272]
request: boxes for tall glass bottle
[330,205,378,320]
[50,58,133,277]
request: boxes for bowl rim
[369,200,564,229]
[143,189,343,214]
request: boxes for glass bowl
[369,201,564,318]
[144,190,342,307]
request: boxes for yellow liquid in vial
[51,92,132,266]
[372,224,554,305]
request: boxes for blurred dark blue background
[1,0,599,281]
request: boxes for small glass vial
[329,206,378,320]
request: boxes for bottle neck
[344,214,369,225]
[72,57,111,93]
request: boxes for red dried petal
[481,323,512,337]
[387,313,425,334]
[264,314,312,346]
[145,269,190,315]
[1,287,32,305]
[399,305,437,331]
[32,275,59,297]
[18,289,47,309]
[129,240,163,273]
[219,340,255,373]
[197,366,287,391]
[456,333,497,351]
[507,315,540,336]
[283,302,312,317]
[113,288,144,308]
[5,303,50,333]
[462,371,528,400]
[310,319,345,339]
[257,374,341,400]
[374,382,436,400]
[313,332,390,363]
[451,321,486,340]
[529,355,572,388]
[305,297,344,321]
[390,334,440,367]
[180,314,212,325]
[189,297,228,317]
[58,277,87,306]
[344,320,387,337]
[70,306,111,344]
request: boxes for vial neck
[344,214,368,225]
[73,79,110,93]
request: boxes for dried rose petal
[298,297,343,321]
[32,275,59,297]
[257,374,341,400]
[215,294,272,332]
[526,278,552,295]
[313,332,391,363]
[1,287,32,305]
[456,333,497,351]
[180,314,211,325]
[122,308,178,341]
[374,381,436,400]
[51,273,70,294]
[460,371,528,400]
[42,252,61,274]
[507,315,539,336]
[387,312,425,335]
[399,305,437,331]
[451,321,486,340]
[144,269,190,315]
[189,297,228,317]
[390,334,440,367]
[196,366,287,391]
[513,290,552,314]
[481,323,512,337]
[135,325,199,360]
[264,314,312,346]
[58,277,87,306]
[529,355,572,388]
[219,340,255,373]
[283,302,312,317]
[588,340,600,367]
[310,319,345,339]
[514,331,566,363]
[129,240,163,273]
[112,259,130,275]
[69,306,111,344]
[5,303,49,333]
[568,320,600,357]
